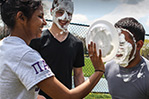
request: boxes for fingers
[88,42,104,71]
[88,42,95,58]
[98,49,102,58]
[93,43,97,56]
[88,42,103,59]
[88,42,105,71]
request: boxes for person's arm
[37,42,105,99]
[37,95,46,99]
[73,67,85,87]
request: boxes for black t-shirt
[30,29,84,99]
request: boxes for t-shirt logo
[32,60,49,74]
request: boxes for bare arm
[73,67,85,87]
[37,95,46,99]
[37,42,105,99]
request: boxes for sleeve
[147,78,149,98]
[104,63,109,79]
[15,51,54,91]
[104,61,114,78]
[74,41,85,67]
[146,60,149,97]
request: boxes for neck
[10,27,31,45]
[50,23,62,35]
[49,23,69,42]
[126,53,142,68]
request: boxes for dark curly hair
[115,17,145,42]
[0,0,42,29]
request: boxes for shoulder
[105,60,118,72]
[142,56,149,63]
[104,60,119,78]
[30,29,50,49]
[31,29,50,42]
[142,56,149,70]
[19,44,38,57]
[69,33,83,45]
[41,29,50,37]
[21,48,42,63]
[15,45,42,70]
[142,56,149,66]
[69,33,82,42]
[105,60,116,68]
[7,43,39,67]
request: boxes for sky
[0,0,148,38]
[43,0,149,39]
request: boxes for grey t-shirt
[105,57,149,99]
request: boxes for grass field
[85,93,112,99]
[83,57,94,76]
[82,57,111,99]
[83,57,105,78]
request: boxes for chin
[32,35,40,40]
[36,35,41,38]
[36,32,42,38]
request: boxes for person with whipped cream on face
[105,17,149,99]
[0,0,105,99]
[30,0,85,98]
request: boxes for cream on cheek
[51,1,73,34]
[55,11,71,27]
[53,10,72,34]
[114,33,136,67]
[52,11,67,33]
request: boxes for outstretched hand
[88,42,105,72]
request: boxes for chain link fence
[44,19,149,60]
[0,19,149,93]
[45,19,149,93]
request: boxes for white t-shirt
[0,36,54,99]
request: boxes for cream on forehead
[120,28,136,43]
[54,1,74,14]
[119,33,125,43]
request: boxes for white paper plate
[86,20,119,62]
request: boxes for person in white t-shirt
[0,0,105,99]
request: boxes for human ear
[16,11,27,22]
[136,40,144,50]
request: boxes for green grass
[83,57,105,77]
[83,57,94,77]
[83,57,111,99]
[85,93,112,99]
[73,56,111,98]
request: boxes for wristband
[95,69,105,73]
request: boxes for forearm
[38,71,103,99]
[74,71,85,87]
[70,71,103,99]
[74,75,85,87]
[37,42,105,99]
[37,95,46,99]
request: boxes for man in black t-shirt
[30,0,85,99]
